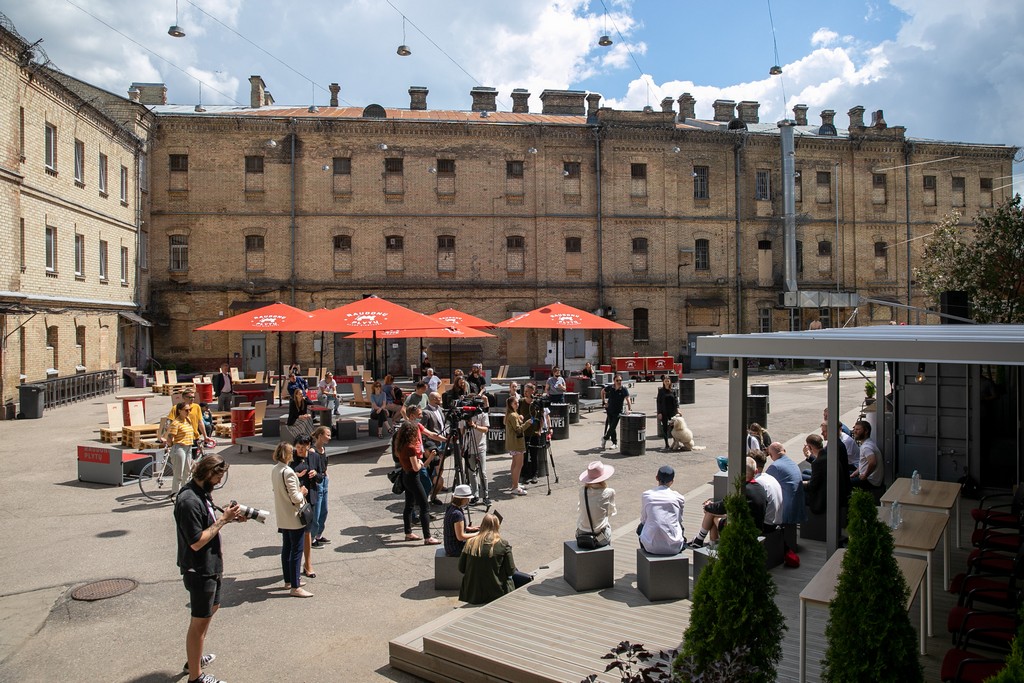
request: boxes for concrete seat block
[434,547,463,591]
[713,471,730,500]
[334,419,358,441]
[636,548,689,601]
[761,529,785,569]
[691,546,715,586]
[563,541,614,592]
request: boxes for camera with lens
[447,397,486,424]
[229,500,269,524]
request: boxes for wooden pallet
[215,423,232,438]
[161,382,193,396]
[138,439,163,450]
[209,411,231,424]
[99,428,121,443]
[122,424,160,449]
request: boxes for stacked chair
[940,486,1024,682]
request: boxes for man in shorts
[174,454,244,683]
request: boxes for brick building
[0,18,153,408]
[144,78,1015,377]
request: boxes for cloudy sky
[4,0,1022,179]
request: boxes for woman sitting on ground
[458,513,531,605]
[576,461,617,548]
[443,484,479,557]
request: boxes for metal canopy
[697,324,1024,366]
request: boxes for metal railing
[34,370,119,409]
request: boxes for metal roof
[697,324,1024,366]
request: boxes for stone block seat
[636,548,689,601]
[563,541,614,592]
[434,547,462,591]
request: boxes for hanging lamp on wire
[168,0,185,38]
[307,82,319,113]
[598,8,613,47]
[194,82,206,112]
[396,17,412,56]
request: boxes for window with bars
[245,235,265,272]
[755,170,770,200]
[693,166,709,199]
[436,235,456,272]
[758,307,773,334]
[74,234,85,276]
[816,171,832,203]
[980,177,993,207]
[333,157,351,175]
[333,235,352,272]
[170,154,189,172]
[385,158,404,196]
[632,308,649,342]
[952,176,965,207]
[630,163,647,197]
[244,155,264,192]
[565,236,582,272]
[694,238,710,271]
[632,237,648,271]
[872,173,887,205]
[385,235,404,271]
[120,245,129,284]
[435,158,456,196]
[169,153,188,191]
[874,241,888,275]
[99,239,108,279]
[169,235,188,271]
[506,161,524,179]
[74,139,85,185]
[818,240,833,274]
[923,175,936,206]
[506,235,525,273]
[332,156,352,195]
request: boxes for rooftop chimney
[249,76,266,109]
[737,100,760,123]
[130,82,167,105]
[818,109,837,136]
[848,105,865,130]
[127,86,140,103]
[540,89,587,115]
[329,83,340,107]
[712,99,736,122]
[793,104,808,126]
[870,109,887,129]
[586,92,601,119]
[409,86,428,111]
[677,93,696,120]
[263,91,274,106]
[511,88,530,113]
[470,86,497,112]
[660,97,675,114]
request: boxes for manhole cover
[71,578,138,601]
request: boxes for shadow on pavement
[334,525,391,553]
[218,575,288,608]
[399,577,443,601]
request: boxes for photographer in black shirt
[174,454,244,683]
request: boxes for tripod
[528,402,560,495]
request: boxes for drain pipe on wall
[733,136,745,333]
[593,124,605,363]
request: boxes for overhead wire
[61,0,242,105]
[597,0,651,107]
[767,0,788,109]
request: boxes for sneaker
[469,496,479,505]
[311,540,323,549]
[482,498,492,506]
[188,674,225,683]
[687,538,705,549]
[182,653,216,672]
[512,487,528,496]
[529,478,538,484]
[316,537,330,544]
[430,498,444,506]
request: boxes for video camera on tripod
[445,396,487,426]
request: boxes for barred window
[386,235,404,251]
[436,159,455,175]
[333,157,351,174]
[755,170,770,200]
[506,160,524,179]
[244,156,264,174]
[563,162,580,179]
[333,235,351,250]
[632,308,649,342]
[169,154,189,172]
[565,237,582,253]
[506,235,525,273]
[694,238,710,271]
[693,166,709,200]
[169,235,188,271]
[817,241,832,256]
[385,158,404,174]
[245,235,265,251]
[437,235,456,272]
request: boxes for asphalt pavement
[0,369,867,683]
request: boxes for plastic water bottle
[890,501,902,529]
[911,470,921,495]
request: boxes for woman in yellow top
[161,402,196,496]
[504,395,536,496]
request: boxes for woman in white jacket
[271,442,313,598]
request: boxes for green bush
[822,489,923,682]
[675,488,784,683]
[984,605,1024,682]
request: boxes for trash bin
[679,378,695,405]
[747,394,769,428]
[619,412,646,456]
[563,392,580,424]
[749,383,770,413]
[19,384,45,419]
[548,403,570,440]
[487,412,507,455]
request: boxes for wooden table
[798,548,926,683]
[881,477,962,589]
[876,506,948,636]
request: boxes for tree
[916,195,1024,323]
[675,486,785,683]
[822,490,923,683]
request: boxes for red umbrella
[346,325,495,379]
[495,302,629,368]
[295,296,445,377]
[430,309,497,377]
[195,302,314,403]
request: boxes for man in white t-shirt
[851,420,884,490]
[425,367,441,393]
[318,372,339,415]
[638,465,686,555]
[751,450,783,527]
[465,409,490,506]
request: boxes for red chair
[947,606,1018,649]
[941,647,1006,683]
[971,486,1024,532]
[951,549,1024,603]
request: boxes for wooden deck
[390,483,977,682]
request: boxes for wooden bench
[99,403,124,443]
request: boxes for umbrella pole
[384,338,389,379]
[319,331,325,376]
[277,332,284,406]
[372,331,378,379]
[448,339,453,381]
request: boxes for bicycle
[138,438,226,501]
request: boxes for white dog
[669,415,696,451]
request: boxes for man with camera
[174,454,245,683]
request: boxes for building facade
[0,19,152,408]
[144,79,1015,377]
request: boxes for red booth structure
[612,354,683,380]
[231,406,256,444]
[193,381,214,404]
[613,356,644,376]
[77,445,154,486]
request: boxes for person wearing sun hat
[576,461,617,548]
[443,484,480,557]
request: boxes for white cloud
[811,28,839,47]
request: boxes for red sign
[78,446,112,464]
[648,357,672,373]
[614,357,643,372]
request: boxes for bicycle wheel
[138,456,176,501]
[214,467,228,490]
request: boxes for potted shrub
[675,485,785,682]
[864,379,876,406]
[822,489,922,682]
